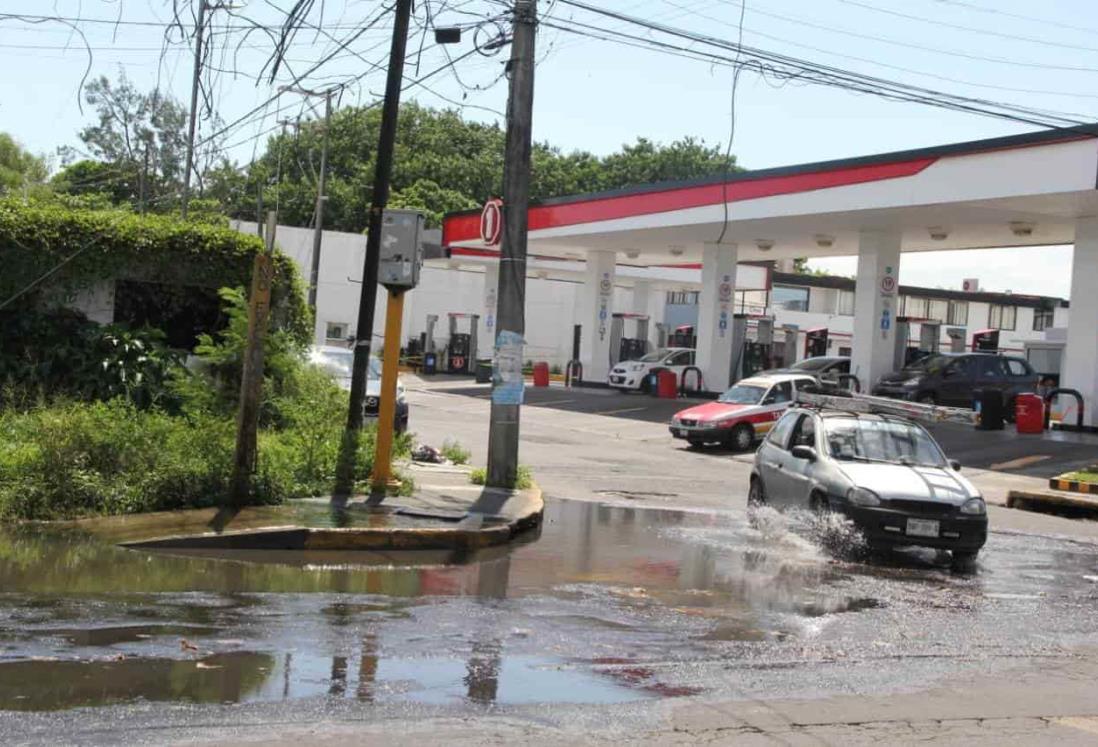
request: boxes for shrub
[440,439,470,465]
[468,464,533,490]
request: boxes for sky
[1,0,1094,299]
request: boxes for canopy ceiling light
[669,246,685,256]
[625,250,640,259]
[755,239,774,251]
[814,234,834,248]
[928,226,949,241]
[1009,221,1036,237]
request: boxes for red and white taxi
[669,373,818,451]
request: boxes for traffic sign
[480,198,503,246]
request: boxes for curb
[1048,477,1098,495]
[120,486,544,553]
[1007,488,1098,517]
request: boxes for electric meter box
[378,209,424,289]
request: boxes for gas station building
[442,124,1098,424]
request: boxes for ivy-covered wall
[0,199,310,343]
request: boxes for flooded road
[2,498,1098,729]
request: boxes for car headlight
[960,497,986,515]
[902,377,923,387]
[630,363,646,372]
[847,487,881,507]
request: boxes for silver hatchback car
[750,406,988,569]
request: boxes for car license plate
[906,518,940,538]
[674,428,688,437]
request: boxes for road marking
[990,455,1051,470]
[593,407,649,415]
[529,399,577,407]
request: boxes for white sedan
[608,348,696,392]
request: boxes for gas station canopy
[442,123,1098,264]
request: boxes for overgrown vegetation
[0,288,410,521]
[440,439,470,466]
[469,465,533,490]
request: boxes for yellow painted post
[371,288,405,490]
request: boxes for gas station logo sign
[480,198,503,246]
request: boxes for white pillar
[633,280,653,348]
[851,230,902,390]
[580,250,616,382]
[696,242,739,392]
[478,263,500,359]
[1064,217,1098,426]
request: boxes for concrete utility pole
[181,0,208,219]
[229,211,277,506]
[486,0,537,489]
[280,86,336,311]
[336,0,414,495]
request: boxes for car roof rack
[795,384,977,426]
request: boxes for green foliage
[440,439,470,465]
[469,464,532,490]
[216,102,736,231]
[0,400,235,519]
[0,132,48,194]
[0,309,182,410]
[0,199,310,344]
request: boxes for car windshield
[903,354,949,373]
[791,357,834,372]
[637,350,667,363]
[312,350,381,379]
[824,417,947,467]
[718,384,766,404]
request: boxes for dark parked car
[872,353,1037,411]
[765,355,851,381]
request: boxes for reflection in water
[3,499,1098,712]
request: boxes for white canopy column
[632,280,653,349]
[477,264,500,359]
[1063,217,1098,426]
[695,242,739,392]
[851,230,902,391]
[579,250,616,382]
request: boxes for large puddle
[2,499,1098,712]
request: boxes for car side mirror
[950,460,962,472]
[791,445,817,462]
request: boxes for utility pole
[336,0,414,495]
[229,211,277,506]
[280,85,336,311]
[486,0,537,489]
[181,0,208,219]
[138,138,150,213]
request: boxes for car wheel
[809,491,831,514]
[916,392,936,405]
[951,550,979,573]
[729,423,755,452]
[748,476,767,506]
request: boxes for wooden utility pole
[486,0,537,489]
[336,0,414,495]
[229,211,277,505]
[181,0,208,219]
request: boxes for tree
[0,133,48,195]
[59,73,188,209]
[216,102,738,232]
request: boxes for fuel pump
[946,327,966,353]
[609,312,650,367]
[729,314,773,382]
[893,317,913,370]
[654,322,668,350]
[919,321,941,356]
[972,329,1000,352]
[669,324,696,348]
[804,327,829,358]
[446,312,479,374]
[895,318,943,369]
[781,325,799,369]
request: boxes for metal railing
[1044,388,1085,430]
[564,359,584,387]
[679,366,705,397]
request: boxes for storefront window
[771,285,809,311]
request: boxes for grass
[440,439,470,465]
[468,464,533,490]
[1059,469,1098,484]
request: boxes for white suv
[608,348,696,392]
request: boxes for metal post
[372,289,405,488]
[486,0,536,489]
[307,90,332,311]
[181,0,207,219]
[336,0,414,495]
[229,211,277,505]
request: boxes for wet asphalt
[3,497,1098,743]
